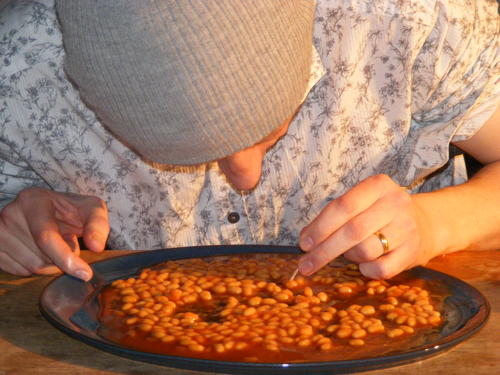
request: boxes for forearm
[413,160,500,260]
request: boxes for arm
[298,104,500,279]
[413,104,500,256]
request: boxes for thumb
[83,201,110,252]
[64,194,110,253]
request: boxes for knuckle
[370,174,394,189]
[344,248,364,263]
[392,189,411,205]
[103,221,111,233]
[334,195,357,217]
[15,189,31,205]
[350,246,372,262]
[16,187,46,204]
[35,229,55,248]
[89,215,110,234]
[311,247,334,269]
[403,216,418,234]
[343,250,357,262]
[89,195,107,209]
[25,260,45,274]
[369,263,397,280]
[65,192,105,207]
[344,219,368,243]
[0,203,17,225]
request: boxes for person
[0,0,498,283]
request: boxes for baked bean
[337,310,348,318]
[400,325,414,334]
[188,344,205,352]
[367,323,385,334]
[396,315,408,325]
[336,327,353,339]
[349,339,365,346]
[387,328,404,338]
[125,317,138,325]
[379,304,395,312]
[320,341,333,351]
[338,286,353,294]
[428,315,441,325]
[299,325,314,337]
[321,312,334,322]
[139,323,152,332]
[297,339,311,347]
[121,303,133,311]
[265,343,280,352]
[352,329,367,339]
[243,307,257,317]
[387,296,399,305]
[417,316,428,325]
[360,305,376,316]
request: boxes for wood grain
[0,250,498,375]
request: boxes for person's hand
[298,174,434,279]
[0,187,109,281]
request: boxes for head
[56,0,315,189]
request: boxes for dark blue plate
[39,245,490,375]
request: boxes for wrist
[411,188,471,262]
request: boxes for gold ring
[374,231,390,254]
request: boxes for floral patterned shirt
[0,0,498,250]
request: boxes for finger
[299,174,396,251]
[343,224,404,263]
[53,198,84,229]
[16,216,83,267]
[298,195,397,275]
[31,229,80,276]
[37,230,92,281]
[61,232,81,256]
[36,235,79,275]
[26,202,92,281]
[80,198,109,253]
[36,264,63,276]
[359,245,415,280]
[0,252,32,276]
[343,235,387,263]
[2,244,48,274]
[0,222,52,272]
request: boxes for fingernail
[300,236,314,251]
[299,260,314,275]
[75,269,91,282]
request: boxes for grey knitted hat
[56,0,316,165]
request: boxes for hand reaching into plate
[298,174,435,280]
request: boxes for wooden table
[0,250,498,375]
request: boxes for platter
[39,245,490,374]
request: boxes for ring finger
[359,242,417,280]
[0,251,32,276]
[343,224,402,263]
[0,234,51,273]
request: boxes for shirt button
[227,212,240,224]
